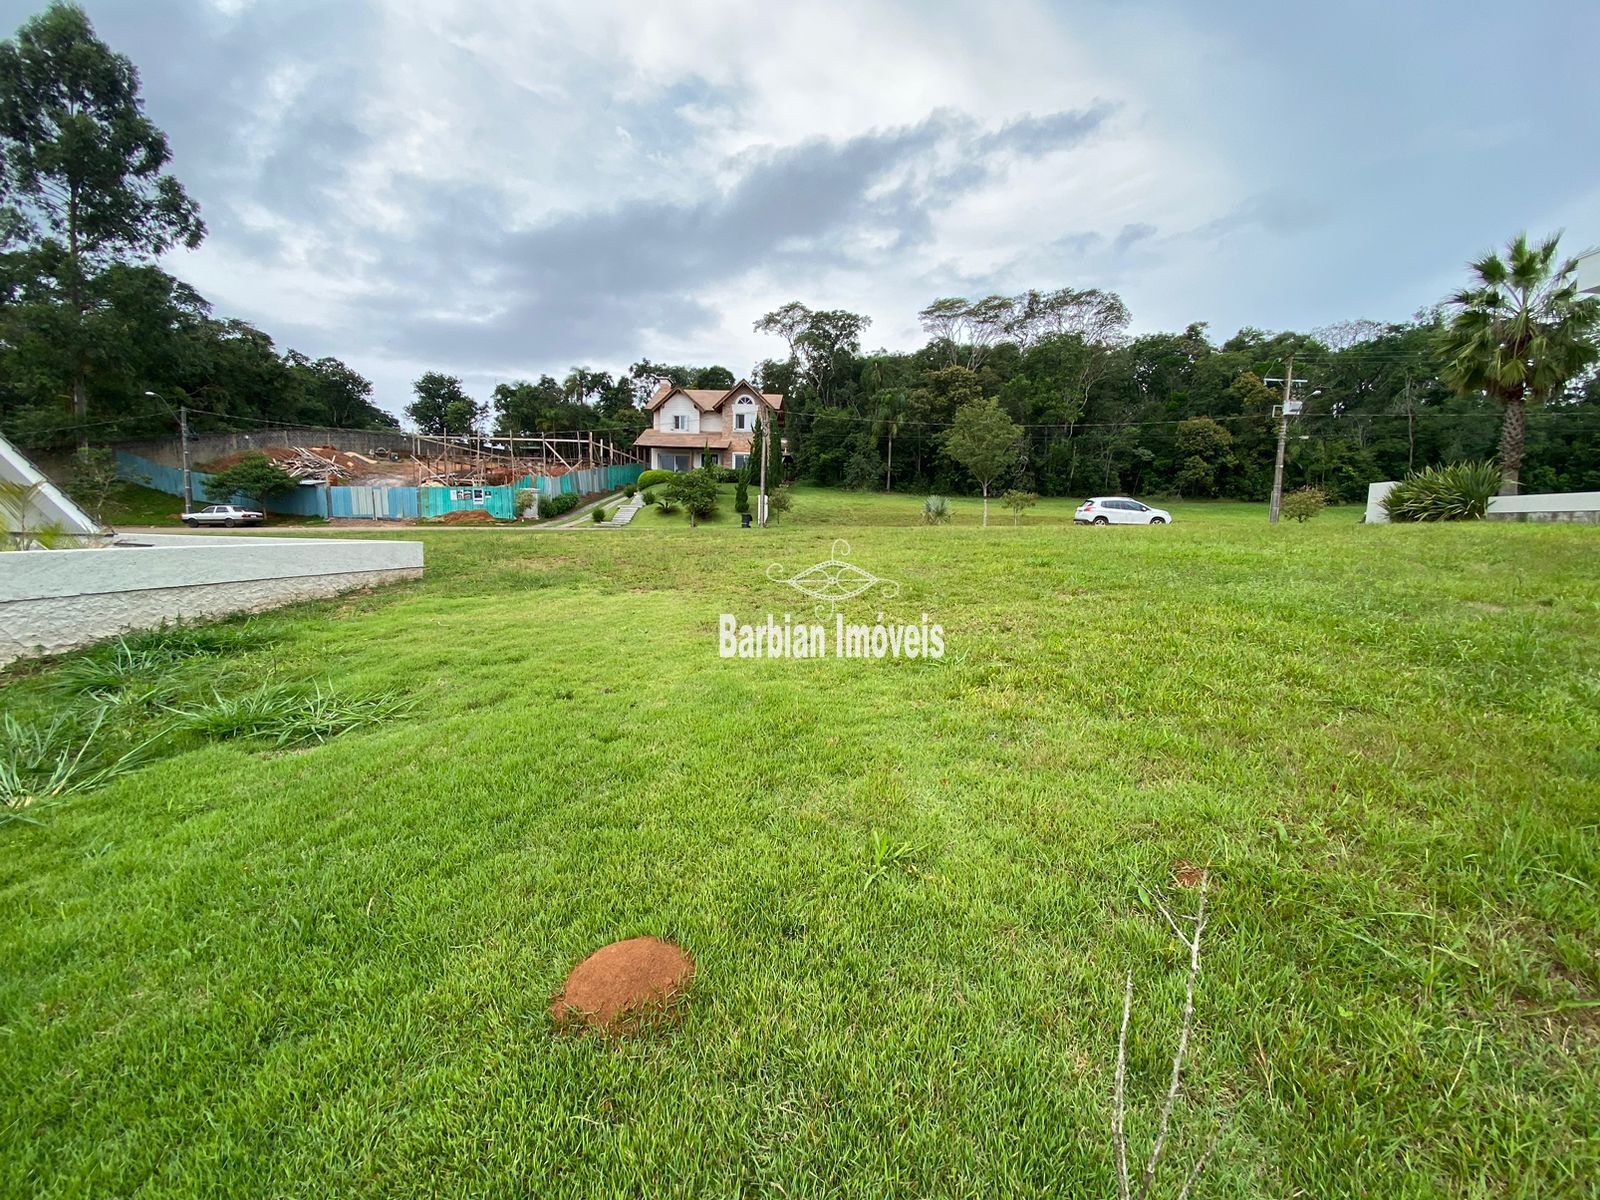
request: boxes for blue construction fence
[116,452,643,520]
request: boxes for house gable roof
[645,379,783,412]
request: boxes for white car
[182,504,264,528]
[1074,497,1171,525]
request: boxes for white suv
[182,504,264,528]
[1074,497,1171,525]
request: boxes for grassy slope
[98,481,188,526]
[2,501,1598,1197]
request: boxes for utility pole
[756,397,769,528]
[146,389,194,512]
[178,403,194,512]
[1268,357,1294,524]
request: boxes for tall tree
[1438,233,1600,493]
[407,371,482,436]
[0,2,204,436]
[755,303,870,404]
[945,397,1022,526]
[873,389,907,492]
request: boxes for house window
[733,396,754,431]
[661,453,692,471]
[732,453,749,469]
[671,414,688,431]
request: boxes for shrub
[716,467,741,483]
[1001,489,1037,525]
[734,475,750,514]
[537,492,580,519]
[65,447,119,521]
[641,488,656,504]
[514,488,536,517]
[1280,486,1326,523]
[922,495,952,525]
[1383,462,1500,522]
[769,486,793,524]
[591,505,607,523]
[842,450,881,491]
[623,485,636,499]
[663,466,720,527]
[637,469,676,490]
[202,452,294,511]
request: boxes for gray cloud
[346,105,1114,366]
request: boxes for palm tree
[1438,233,1600,494]
[872,390,907,492]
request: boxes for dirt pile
[551,937,694,1032]
[434,509,497,524]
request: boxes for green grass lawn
[630,485,1275,529]
[3,498,1598,1197]
[98,480,189,526]
[95,482,327,530]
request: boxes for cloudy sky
[6,0,1597,417]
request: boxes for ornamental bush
[537,492,581,519]
[636,469,676,490]
[1280,486,1326,523]
[1382,462,1499,522]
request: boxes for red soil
[551,937,695,1033]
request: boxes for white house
[633,380,783,472]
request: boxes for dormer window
[672,413,688,431]
[733,395,755,431]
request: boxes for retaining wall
[0,534,423,665]
[114,427,417,471]
[1486,490,1600,524]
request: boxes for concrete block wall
[0,534,423,666]
[1486,491,1600,523]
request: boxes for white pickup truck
[181,503,264,528]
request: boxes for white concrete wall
[1364,481,1397,523]
[1,429,106,542]
[1487,491,1600,523]
[659,395,700,434]
[0,534,423,665]
[1366,481,1600,524]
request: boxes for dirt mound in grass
[435,508,497,524]
[551,937,694,1032]
[1172,860,1207,888]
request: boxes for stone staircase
[606,492,648,527]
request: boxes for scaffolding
[406,432,645,487]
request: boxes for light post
[145,390,192,511]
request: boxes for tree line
[740,275,1598,504]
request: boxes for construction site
[197,432,643,489]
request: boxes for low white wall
[0,534,423,665]
[1486,491,1600,523]
[1366,483,1600,525]
[1364,481,1398,524]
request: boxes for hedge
[537,492,582,519]
[636,469,677,490]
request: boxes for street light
[145,390,193,511]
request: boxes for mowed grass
[629,484,1269,529]
[2,499,1598,1198]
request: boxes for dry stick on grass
[1114,969,1134,1200]
[1112,874,1222,1200]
